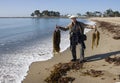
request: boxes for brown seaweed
[58,77,75,83]
[113,36,120,40]
[94,20,120,40]
[44,61,83,83]
[92,29,100,49]
[96,30,100,47]
[53,29,61,53]
[82,69,103,77]
[105,56,120,65]
[92,32,96,49]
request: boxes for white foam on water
[0,35,54,83]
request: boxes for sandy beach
[22,17,120,83]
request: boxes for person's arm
[56,24,70,31]
[81,22,97,29]
[86,25,97,29]
[59,26,69,31]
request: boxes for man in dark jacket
[57,15,96,63]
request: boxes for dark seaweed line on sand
[95,20,120,40]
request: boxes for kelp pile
[105,56,120,65]
[95,21,120,40]
[53,29,61,53]
[45,61,83,83]
[92,28,100,49]
[58,77,75,83]
[82,69,103,77]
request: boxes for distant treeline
[31,9,120,17]
[84,9,120,17]
[31,10,60,17]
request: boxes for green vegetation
[85,9,120,17]
[31,10,60,17]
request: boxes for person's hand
[56,25,60,29]
[55,25,60,31]
[93,24,97,29]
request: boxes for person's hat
[69,15,78,19]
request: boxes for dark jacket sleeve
[59,23,71,31]
[79,22,87,28]
[80,22,94,29]
[59,26,69,31]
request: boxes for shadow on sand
[86,51,120,62]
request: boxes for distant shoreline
[1,17,120,19]
[0,16,66,18]
[0,16,89,19]
[1,16,120,18]
[0,17,32,18]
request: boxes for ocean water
[0,18,95,83]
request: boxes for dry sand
[90,17,120,24]
[22,17,120,83]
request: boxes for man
[57,15,96,63]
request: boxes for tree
[77,13,81,17]
[49,11,54,16]
[31,13,34,17]
[94,11,102,17]
[42,10,60,16]
[54,12,60,16]
[114,11,120,17]
[42,10,49,16]
[34,10,41,17]
[104,9,114,17]
[86,11,94,17]
[31,10,60,17]
[86,11,90,17]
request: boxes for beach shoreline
[22,17,120,83]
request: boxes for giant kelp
[53,29,61,53]
[92,28,100,49]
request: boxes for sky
[0,0,120,17]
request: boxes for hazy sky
[0,0,120,17]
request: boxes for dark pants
[70,34,86,61]
[70,35,85,61]
[70,43,85,61]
